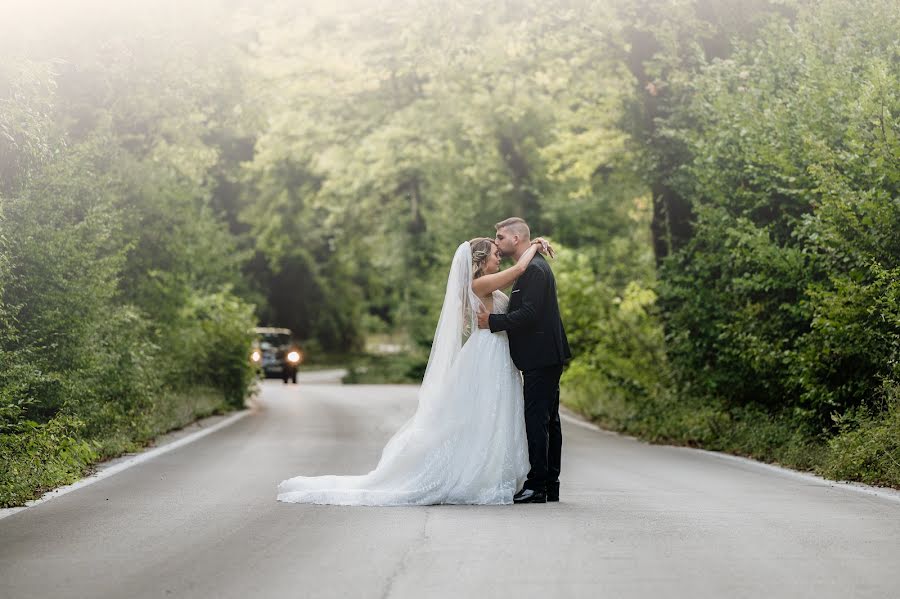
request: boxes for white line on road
[0,409,252,520]
[560,410,900,505]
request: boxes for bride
[276,236,551,506]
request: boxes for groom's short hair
[494,217,530,241]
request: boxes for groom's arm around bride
[477,219,570,372]
[483,251,571,370]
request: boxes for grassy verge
[562,378,900,490]
[0,385,237,508]
[341,352,428,385]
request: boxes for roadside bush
[553,241,673,431]
[661,1,900,432]
[0,115,257,506]
[0,415,96,508]
[169,290,258,408]
[823,384,900,487]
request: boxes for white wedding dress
[276,242,529,506]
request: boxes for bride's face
[484,244,501,275]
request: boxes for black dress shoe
[547,482,559,502]
[513,488,547,504]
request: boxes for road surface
[2,371,899,598]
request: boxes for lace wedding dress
[276,242,529,506]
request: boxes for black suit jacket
[488,253,572,371]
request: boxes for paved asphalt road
[2,370,899,599]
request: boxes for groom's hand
[477,309,491,329]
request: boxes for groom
[477,217,572,504]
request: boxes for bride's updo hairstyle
[469,237,494,279]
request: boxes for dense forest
[1,0,898,506]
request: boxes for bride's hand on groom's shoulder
[533,237,555,259]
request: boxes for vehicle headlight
[251,350,261,363]
[287,350,301,364]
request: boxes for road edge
[0,408,252,521]
[559,408,900,505]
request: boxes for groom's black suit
[488,253,571,495]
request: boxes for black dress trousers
[522,363,564,492]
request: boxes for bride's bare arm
[471,239,547,297]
